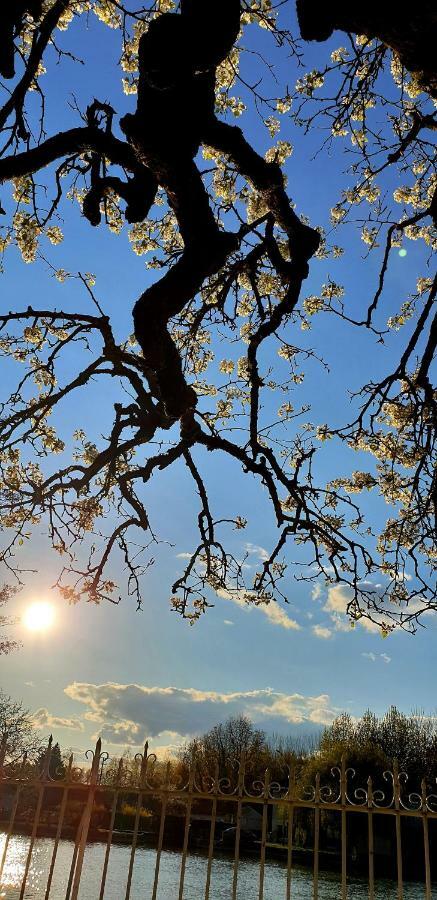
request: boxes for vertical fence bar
[367,777,375,900]
[0,752,28,884]
[393,760,403,900]
[45,754,73,900]
[285,764,294,900]
[65,828,80,900]
[313,773,320,900]
[232,751,246,900]
[125,743,150,900]
[0,733,9,883]
[99,758,123,900]
[204,763,219,900]
[19,737,53,900]
[340,755,347,900]
[286,805,294,900]
[65,828,83,900]
[151,761,170,900]
[258,768,270,900]
[421,779,431,900]
[178,757,195,900]
[70,738,102,900]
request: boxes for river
[0,835,432,898]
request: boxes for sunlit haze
[23,601,55,633]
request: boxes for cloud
[244,543,270,562]
[64,682,341,746]
[312,624,332,640]
[217,588,301,631]
[311,584,322,601]
[359,618,380,633]
[261,603,301,630]
[362,652,392,664]
[324,585,351,614]
[223,620,234,626]
[323,585,385,634]
[31,708,84,731]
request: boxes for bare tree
[0,0,435,632]
[0,689,38,759]
[0,584,19,654]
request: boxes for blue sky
[0,3,435,757]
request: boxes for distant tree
[302,706,437,792]
[179,714,268,782]
[36,740,66,779]
[0,585,19,655]
[0,1,435,631]
[0,689,38,760]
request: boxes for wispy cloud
[31,708,84,731]
[244,543,270,562]
[362,652,391,664]
[311,584,322,601]
[312,624,332,640]
[217,588,301,631]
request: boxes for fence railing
[0,734,436,899]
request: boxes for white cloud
[261,603,301,630]
[311,584,322,601]
[63,682,341,747]
[362,651,391,664]
[324,585,386,634]
[244,543,270,562]
[359,618,380,633]
[223,620,234,626]
[217,588,301,631]
[324,585,351,614]
[31,708,84,731]
[176,552,193,559]
[312,624,332,640]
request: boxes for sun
[23,601,55,633]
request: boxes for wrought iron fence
[0,734,436,899]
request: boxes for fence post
[421,778,431,900]
[70,738,102,900]
[367,776,375,900]
[286,761,295,900]
[231,750,246,900]
[393,759,403,900]
[340,754,347,900]
[313,772,320,900]
[19,736,53,900]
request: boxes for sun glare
[23,601,55,633]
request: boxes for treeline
[175,706,437,791]
[2,684,436,791]
[101,706,437,795]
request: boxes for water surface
[0,835,433,898]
